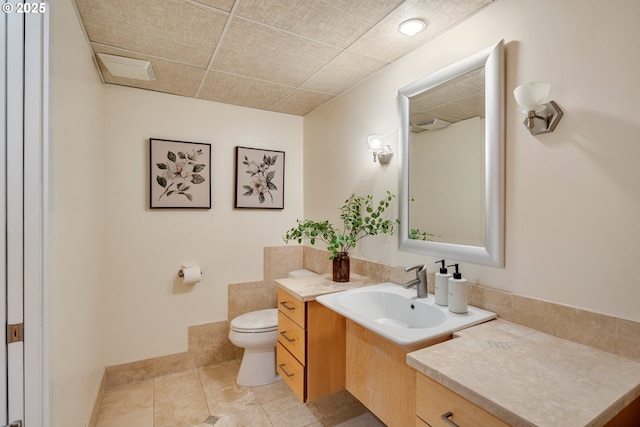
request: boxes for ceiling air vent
[415,119,450,131]
[97,53,156,81]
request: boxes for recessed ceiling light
[398,18,427,36]
[97,53,156,81]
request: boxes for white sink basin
[316,283,496,347]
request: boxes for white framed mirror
[398,40,505,267]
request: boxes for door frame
[3,1,49,425]
[23,4,49,426]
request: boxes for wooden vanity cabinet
[416,373,509,427]
[276,287,346,402]
[346,320,446,427]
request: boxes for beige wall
[304,0,640,322]
[50,0,106,425]
[100,86,303,365]
[50,0,303,424]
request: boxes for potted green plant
[283,191,398,282]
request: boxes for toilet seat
[230,308,278,333]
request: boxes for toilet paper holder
[178,266,203,278]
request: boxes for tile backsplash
[105,244,640,389]
[302,246,640,363]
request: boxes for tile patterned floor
[96,360,387,427]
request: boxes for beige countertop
[407,319,640,427]
[276,273,375,302]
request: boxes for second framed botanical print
[234,146,285,209]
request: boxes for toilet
[228,308,280,386]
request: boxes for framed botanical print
[150,138,211,209]
[234,146,285,209]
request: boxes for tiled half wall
[104,245,640,388]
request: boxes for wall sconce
[513,82,563,135]
[367,135,393,164]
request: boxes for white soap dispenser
[434,260,451,306]
[447,264,468,314]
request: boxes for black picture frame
[150,138,211,209]
[234,146,285,209]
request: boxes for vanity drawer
[278,287,305,327]
[416,373,509,427]
[278,310,306,365]
[277,342,305,401]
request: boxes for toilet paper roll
[179,266,202,285]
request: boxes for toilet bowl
[228,308,281,386]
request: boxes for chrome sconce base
[523,100,564,135]
[374,152,393,164]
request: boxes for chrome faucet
[403,265,428,298]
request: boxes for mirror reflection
[398,40,504,267]
[408,67,486,247]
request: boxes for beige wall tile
[469,284,513,321]
[616,318,640,362]
[228,280,277,321]
[88,371,106,427]
[188,321,236,367]
[151,352,196,378]
[264,246,303,280]
[303,246,332,274]
[615,336,640,363]
[103,245,640,392]
[617,318,640,341]
[105,359,154,388]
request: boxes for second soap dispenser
[447,264,468,314]
[434,260,451,306]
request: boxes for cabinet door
[416,374,509,427]
[306,301,346,400]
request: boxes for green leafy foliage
[409,228,438,241]
[283,191,398,259]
